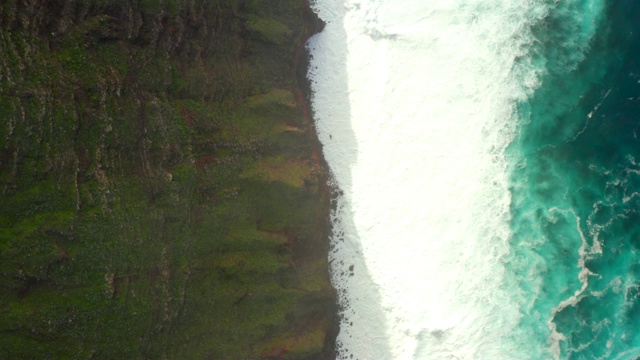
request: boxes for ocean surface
[307,0,640,359]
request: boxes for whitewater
[307,0,614,359]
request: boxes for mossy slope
[0,0,336,358]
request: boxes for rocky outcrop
[0,0,336,358]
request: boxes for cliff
[0,0,336,358]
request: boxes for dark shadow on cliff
[305,2,393,358]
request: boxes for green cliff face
[0,1,336,358]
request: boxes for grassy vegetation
[0,0,335,358]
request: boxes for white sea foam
[308,0,545,358]
[546,211,597,359]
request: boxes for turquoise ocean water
[309,0,640,358]
[507,1,640,358]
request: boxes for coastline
[295,1,340,358]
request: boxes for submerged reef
[0,0,336,358]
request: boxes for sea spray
[309,0,543,358]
